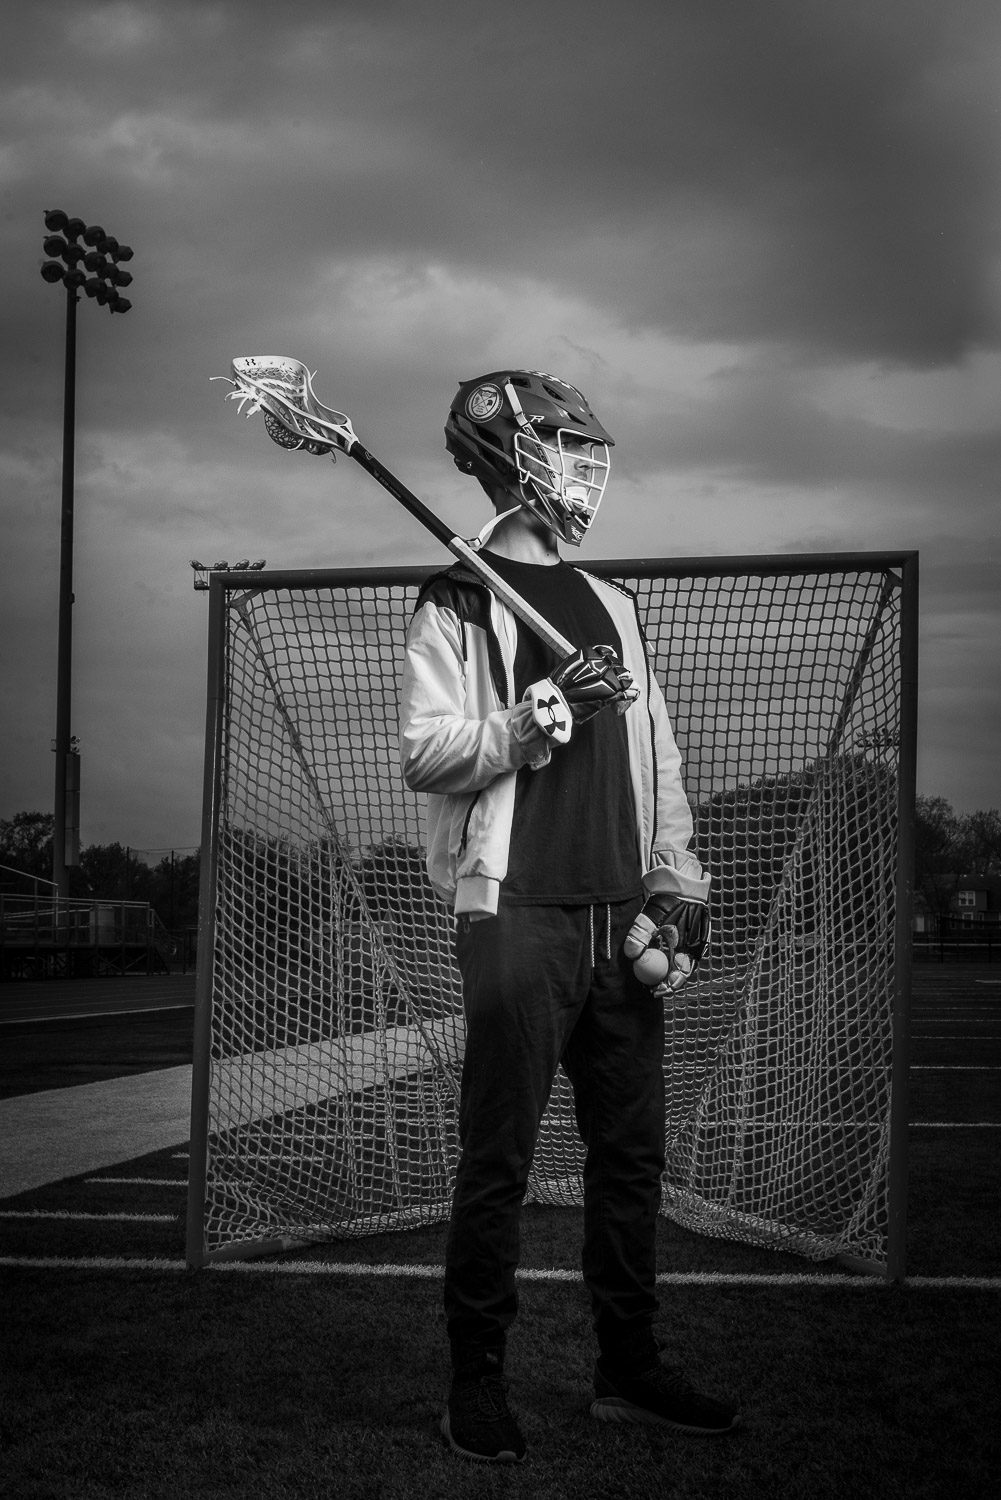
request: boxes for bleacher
[0,869,175,980]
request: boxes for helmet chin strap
[503,377,568,528]
[470,503,523,550]
[503,378,533,434]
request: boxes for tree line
[0,811,200,932]
[912,796,1001,927]
[3,791,999,942]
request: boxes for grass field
[1,964,999,1498]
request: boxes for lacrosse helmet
[445,370,613,546]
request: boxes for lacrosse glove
[623,894,711,995]
[525,645,638,745]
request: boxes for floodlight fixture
[41,209,134,315]
[191,556,268,590]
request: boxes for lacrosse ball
[633,947,671,985]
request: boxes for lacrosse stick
[214,355,580,655]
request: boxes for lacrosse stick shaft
[348,443,575,658]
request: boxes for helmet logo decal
[465,383,503,422]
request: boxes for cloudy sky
[1,0,999,859]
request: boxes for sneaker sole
[590,1395,741,1435]
[440,1413,526,1463]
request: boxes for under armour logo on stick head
[535,693,569,738]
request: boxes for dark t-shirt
[480,552,642,904]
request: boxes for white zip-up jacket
[400,565,709,917]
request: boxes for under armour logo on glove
[534,692,571,741]
[525,644,637,747]
[526,683,573,744]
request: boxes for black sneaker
[441,1349,527,1463]
[591,1356,741,1434]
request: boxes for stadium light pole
[40,210,134,899]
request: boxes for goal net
[186,555,916,1275]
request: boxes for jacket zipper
[458,789,483,856]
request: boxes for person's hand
[623,895,711,996]
[525,645,637,745]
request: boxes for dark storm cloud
[12,0,998,367]
[621,359,1001,499]
[1,0,999,842]
[256,0,1001,364]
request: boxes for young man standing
[400,370,740,1462]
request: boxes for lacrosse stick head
[215,356,358,458]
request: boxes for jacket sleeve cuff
[642,859,711,904]
[510,700,553,770]
[454,875,501,917]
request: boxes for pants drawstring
[588,903,613,968]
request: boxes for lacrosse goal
[186,553,917,1277]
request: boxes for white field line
[0,1211,176,1222]
[85,1178,187,1186]
[0,1003,195,1027]
[11,1117,998,1225]
[913,1004,1000,1011]
[79,1122,1001,1196]
[0,1255,998,1289]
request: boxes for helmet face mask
[513,426,610,546]
[445,370,613,547]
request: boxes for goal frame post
[186,550,917,1279]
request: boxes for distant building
[913,873,1001,955]
[952,875,1001,928]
